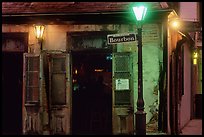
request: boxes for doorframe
[67,31,113,134]
[2,32,28,134]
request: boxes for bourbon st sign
[107,33,136,44]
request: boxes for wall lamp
[169,18,181,30]
[169,18,187,38]
[34,24,45,50]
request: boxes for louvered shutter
[23,53,42,134]
[25,55,40,103]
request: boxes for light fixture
[94,69,104,72]
[34,24,45,50]
[193,50,198,65]
[169,18,181,30]
[74,69,78,74]
[34,25,45,40]
[132,5,147,21]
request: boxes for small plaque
[116,79,129,90]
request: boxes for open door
[71,50,112,135]
[2,52,23,135]
[48,53,71,135]
[112,52,134,134]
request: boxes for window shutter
[23,53,42,134]
[112,52,134,134]
[113,53,131,105]
[48,53,70,135]
[25,55,40,103]
[24,54,41,104]
[49,54,67,106]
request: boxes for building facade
[2,2,202,135]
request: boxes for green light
[132,6,147,21]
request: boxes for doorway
[71,50,112,135]
[2,52,23,135]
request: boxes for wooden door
[112,52,134,134]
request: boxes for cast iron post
[135,26,146,135]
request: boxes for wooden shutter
[48,53,70,135]
[112,52,134,134]
[114,53,131,105]
[25,55,40,103]
[23,53,42,134]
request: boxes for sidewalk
[180,119,202,135]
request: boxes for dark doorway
[2,52,23,135]
[71,50,112,135]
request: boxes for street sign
[107,33,136,44]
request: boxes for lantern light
[132,5,147,21]
[34,24,45,51]
[172,21,179,28]
[34,25,45,40]
[169,18,181,30]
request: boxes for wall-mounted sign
[115,79,129,90]
[107,33,136,44]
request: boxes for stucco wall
[180,43,191,129]
[135,24,162,124]
[113,24,162,124]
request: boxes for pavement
[147,119,202,135]
[179,119,202,135]
[146,132,167,135]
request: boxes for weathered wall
[2,23,162,127]
[180,43,191,129]
[115,24,162,124]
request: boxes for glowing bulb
[193,51,198,65]
[172,21,179,28]
[75,69,78,74]
[194,52,198,58]
[169,18,181,30]
[193,59,197,65]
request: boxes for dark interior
[71,50,112,135]
[2,52,23,135]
